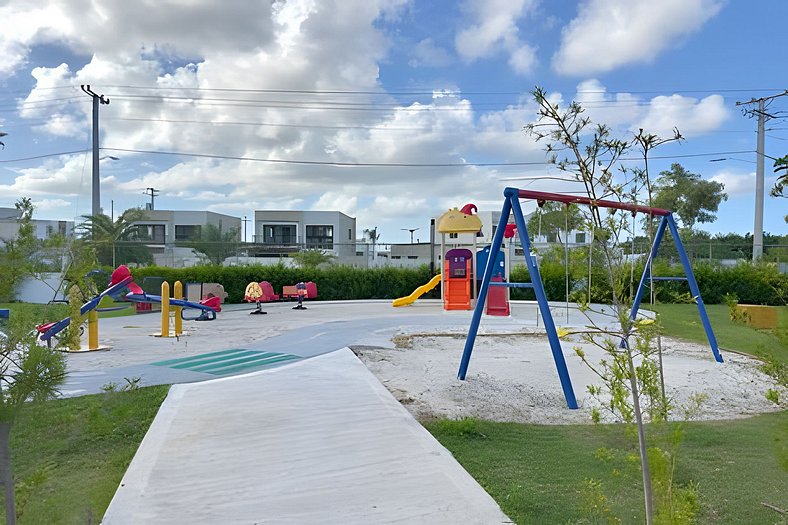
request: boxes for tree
[363,227,380,260]
[75,209,153,267]
[652,163,727,231]
[182,223,241,265]
[290,248,336,268]
[0,310,66,524]
[527,202,583,243]
[0,198,39,301]
[526,86,686,525]
[771,155,787,223]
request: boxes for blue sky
[0,0,786,244]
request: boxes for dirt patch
[352,333,786,425]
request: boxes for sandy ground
[353,331,787,425]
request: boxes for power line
[98,146,756,168]
[0,149,90,163]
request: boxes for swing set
[458,187,723,409]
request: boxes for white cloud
[710,170,756,197]
[553,0,723,75]
[408,38,452,68]
[637,94,728,137]
[32,198,71,211]
[455,0,538,75]
[1,155,92,197]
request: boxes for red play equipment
[444,248,473,310]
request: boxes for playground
[42,298,783,419]
[4,191,785,523]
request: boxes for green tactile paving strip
[152,348,300,376]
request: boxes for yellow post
[173,281,183,336]
[88,309,99,350]
[160,281,170,338]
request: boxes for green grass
[646,304,788,365]
[425,412,788,524]
[1,386,169,524]
[0,299,136,326]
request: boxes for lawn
[1,301,785,523]
[0,298,137,326]
[646,303,788,366]
[1,386,169,524]
[425,412,788,524]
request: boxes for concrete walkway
[102,349,512,524]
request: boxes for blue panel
[476,246,505,280]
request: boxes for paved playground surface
[70,299,782,523]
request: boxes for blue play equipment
[458,187,723,409]
[476,245,505,281]
[38,274,134,343]
[124,293,219,321]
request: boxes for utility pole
[736,90,787,261]
[401,227,420,244]
[143,187,160,211]
[80,85,109,218]
[242,216,249,243]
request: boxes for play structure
[36,266,222,349]
[393,204,513,315]
[244,282,268,315]
[36,268,135,351]
[244,280,318,313]
[123,270,222,323]
[458,187,723,409]
[0,308,8,341]
[392,274,442,307]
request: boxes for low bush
[129,264,434,303]
[123,259,786,305]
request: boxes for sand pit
[353,331,786,425]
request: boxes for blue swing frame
[457,187,723,409]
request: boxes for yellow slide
[392,274,442,307]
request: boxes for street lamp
[401,228,420,244]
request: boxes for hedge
[124,261,786,306]
[128,264,435,303]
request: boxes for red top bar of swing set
[512,188,671,217]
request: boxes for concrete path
[102,349,512,524]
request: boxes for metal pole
[81,86,109,219]
[753,98,765,260]
[91,94,100,217]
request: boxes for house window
[136,224,166,243]
[348,228,352,240]
[263,224,296,244]
[306,225,333,249]
[175,224,202,241]
[575,232,586,244]
[449,233,458,239]
[407,255,418,259]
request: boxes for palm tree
[75,208,153,267]
[182,223,241,265]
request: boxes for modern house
[131,210,242,267]
[252,210,358,263]
[0,207,74,245]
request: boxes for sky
[0,0,786,244]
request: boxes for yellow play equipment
[392,274,442,307]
